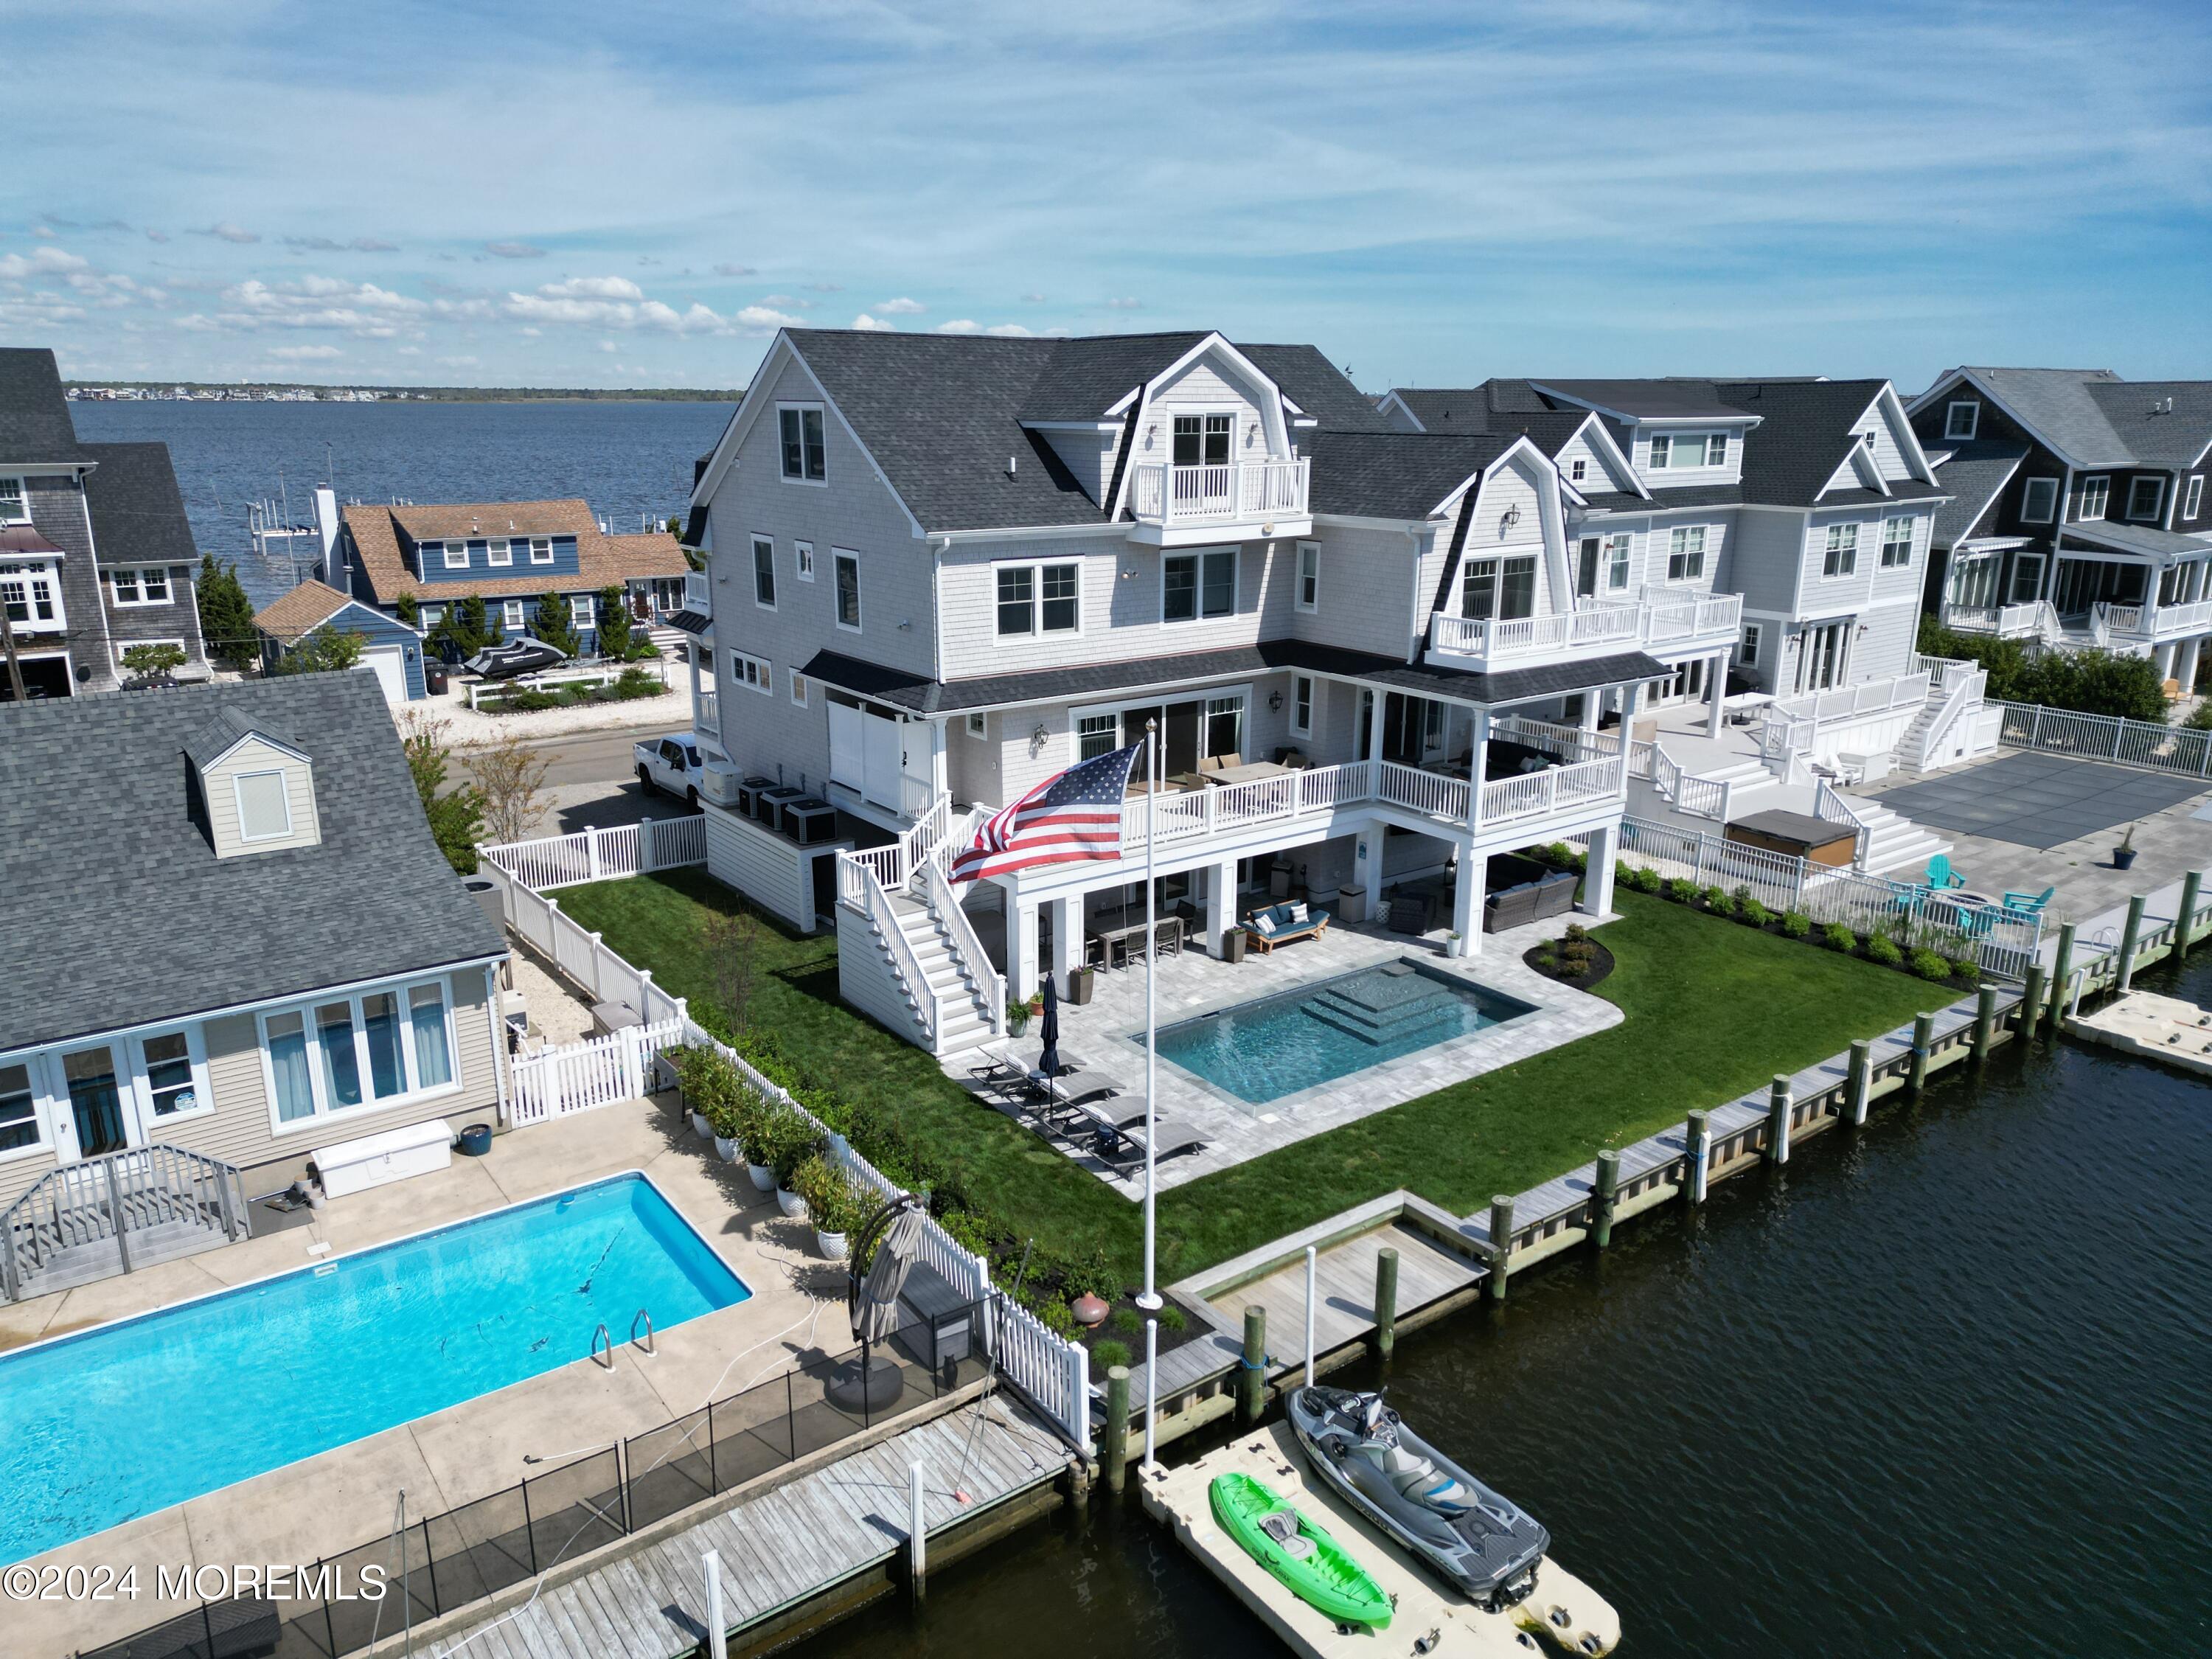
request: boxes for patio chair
[2000,886,2056,917]
[1093,1116,1207,1165]
[1926,853,1966,891]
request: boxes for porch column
[1354,827,1382,917]
[1467,711,1492,831]
[1009,900,1040,1003]
[1049,894,1079,991]
[1205,859,1238,956]
[1450,837,1484,957]
[1705,652,1728,738]
[2156,641,2178,684]
[1581,821,1618,919]
[1576,693,1600,739]
[2180,636,2204,695]
[1366,686,1388,768]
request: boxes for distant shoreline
[66,383,742,403]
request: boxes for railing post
[637,813,656,872]
[587,827,604,882]
[105,1157,132,1276]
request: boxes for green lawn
[554,872,1936,1284]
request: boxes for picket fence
[509,1018,686,1126]
[480,814,708,891]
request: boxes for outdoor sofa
[1482,854,1578,933]
[1246,901,1329,953]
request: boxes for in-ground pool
[0,1172,749,1565]
[1145,959,1536,1105]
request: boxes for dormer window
[0,477,27,524]
[442,540,469,569]
[189,712,320,860]
[529,537,554,565]
[1647,432,1728,470]
[1944,400,1980,440]
[2126,477,2164,521]
[234,770,294,842]
[1173,415,1232,468]
[487,538,513,567]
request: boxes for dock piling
[703,1548,726,1659]
[1973,984,1999,1060]
[1486,1194,1514,1301]
[1909,1013,1935,1093]
[1301,1246,1317,1387]
[2181,871,2205,959]
[1592,1149,1621,1248]
[1765,1075,1792,1165]
[1102,1366,1130,1495]
[907,1461,927,1604]
[2050,922,2076,1037]
[2019,964,2047,1042]
[1237,1307,1266,1425]
[1846,1040,1871,1125]
[2117,893,2146,993]
[1684,1110,1711,1203]
[1144,1321,1158,1470]
[1373,1247,1399,1359]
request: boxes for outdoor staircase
[3,1144,249,1303]
[1838,796,1950,879]
[646,623,692,660]
[886,891,998,1052]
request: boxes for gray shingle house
[0,674,509,1267]
[0,347,212,699]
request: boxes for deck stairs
[885,889,998,1052]
[3,1144,250,1303]
[645,623,692,661]
[1838,797,1950,877]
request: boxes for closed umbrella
[1037,974,1061,1081]
[830,1194,926,1418]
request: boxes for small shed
[253,579,428,703]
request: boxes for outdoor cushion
[1252,911,1279,935]
[1289,901,1308,925]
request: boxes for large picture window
[1172,414,1232,467]
[1163,549,1236,623]
[259,978,458,1133]
[1461,554,1536,619]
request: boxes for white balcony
[1127,457,1311,545]
[682,570,712,619]
[1426,591,1742,672]
[2099,597,2212,643]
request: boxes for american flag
[948,742,1143,883]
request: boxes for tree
[195,555,260,671]
[397,712,484,873]
[703,907,762,1033]
[532,592,579,657]
[473,731,550,844]
[431,593,493,658]
[278,625,366,675]
[597,583,635,658]
[394,592,419,629]
[120,642,187,680]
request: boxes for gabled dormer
[185,708,321,859]
[1527,380,1759,491]
[1101,334,1312,544]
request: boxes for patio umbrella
[1037,975,1061,1079]
[849,1195,926,1345]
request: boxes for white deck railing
[1428,591,1741,668]
[1941,599,2059,641]
[1993,698,2212,776]
[1129,457,1309,525]
[479,815,708,892]
[1478,754,1623,825]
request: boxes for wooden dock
[419,1395,1071,1659]
[1140,1422,1619,1658]
[1214,1220,1483,1363]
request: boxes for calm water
[810,953,2212,1659]
[69,399,733,608]
[0,1175,748,1565]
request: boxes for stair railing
[3,1143,248,1303]
[924,815,1005,1040]
[1812,777,1874,868]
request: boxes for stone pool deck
[1,1097,843,1658]
[947,910,1621,1195]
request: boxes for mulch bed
[1071,1290,1214,1370]
[1523,936,1617,990]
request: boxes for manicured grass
[554,873,1937,1284]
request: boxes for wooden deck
[422,1396,1070,1659]
[1217,1221,1482,1363]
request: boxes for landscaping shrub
[1781,911,1812,940]
[1630,865,1664,894]
[1701,886,1734,917]
[1665,877,1700,903]
[1822,922,1857,952]
[1950,956,1980,984]
[1158,1303,1188,1332]
[1563,922,1587,943]
[1036,1298,1079,1338]
[1737,899,1773,928]
[1909,948,1953,982]
[1865,935,1905,967]
[1091,1338,1133,1370]
[1111,1307,1142,1333]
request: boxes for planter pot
[1220,928,1248,965]
[815,1228,849,1261]
[776,1186,808,1220]
[2113,846,2139,871]
[713,1135,737,1164]
[747,1162,776,1192]
[689,1110,712,1140]
[1068,968,1096,1006]
[1071,1292,1110,1328]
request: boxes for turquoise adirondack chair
[2001,886,2055,917]
[1926,853,1966,891]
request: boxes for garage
[361,644,410,705]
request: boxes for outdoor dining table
[1088,915,1182,969]
[1203,760,1291,786]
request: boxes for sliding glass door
[62,1046,130,1158]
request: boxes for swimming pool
[0,1172,749,1565]
[1146,959,1536,1105]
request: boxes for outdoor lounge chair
[1245,901,1329,953]
[1093,1116,1207,1164]
[1926,853,1966,891]
[2001,886,2056,917]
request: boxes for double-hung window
[2185,476,2205,521]
[502,599,526,632]
[995,566,1034,636]
[1295,541,1319,612]
[2,563,58,625]
[2021,477,2059,524]
[487,538,513,568]
[2127,477,2165,521]
[729,650,771,693]
[442,540,469,569]
[1823,524,1860,577]
[779,406,827,481]
[1204,694,1245,758]
[1077,712,1119,762]
[1461,554,1535,619]
[1879,517,1915,568]
[1604,533,1632,591]
[0,1062,38,1153]
[1162,549,1235,623]
[569,595,593,632]
[1172,414,1232,467]
[262,978,456,1131]
[0,477,26,524]
[1666,526,1708,581]
[833,550,862,629]
[1705,433,1729,466]
[992,558,1082,638]
[1290,674,1314,738]
[110,568,171,605]
[751,535,776,608]
[529,537,554,565]
[1040,563,1078,632]
[2076,476,2110,521]
[139,1034,202,1122]
[1945,400,1980,440]
[1740,622,1763,665]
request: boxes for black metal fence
[83,1304,987,1659]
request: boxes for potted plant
[737,1088,778,1192]
[771,1110,825,1218]
[708,1097,740,1164]
[795,1153,857,1259]
[1220,925,1248,965]
[1006,995,1032,1037]
[673,1045,722,1139]
[2113,822,2138,871]
[1067,964,1096,1006]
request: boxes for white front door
[829,700,865,793]
[362,645,408,704]
[862,708,903,811]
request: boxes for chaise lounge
[1245,901,1329,953]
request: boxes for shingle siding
[24,471,116,689]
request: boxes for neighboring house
[0,674,509,1288]
[1381,377,1950,702]
[1907,369,2212,688]
[683,328,1692,1052]
[327,497,691,656]
[253,577,431,702]
[0,347,210,699]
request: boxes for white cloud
[199,221,260,244]
[0,246,90,278]
[877,296,925,315]
[850,313,896,331]
[1104,296,1141,310]
[269,344,342,360]
[734,305,804,330]
[484,241,546,260]
[987,323,1035,337]
[761,293,810,308]
[934,319,980,334]
[32,226,56,240]
[597,339,616,352]
[537,274,644,301]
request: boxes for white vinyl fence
[1992,699,2212,777]
[479,815,708,891]
[511,1018,686,1126]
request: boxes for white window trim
[1168,408,1241,469]
[502,599,526,631]
[0,1053,52,1166]
[795,540,815,581]
[1603,532,1633,592]
[529,536,554,566]
[832,549,863,632]
[1646,431,1731,472]
[420,605,445,627]
[1161,546,1239,626]
[1,560,63,628]
[991,558,1084,639]
[966,711,987,737]
[790,669,809,708]
[131,1024,215,1130]
[1071,682,1256,757]
[776,401,830,486]
[1664,524,1711,582]
[108,567,175,607]
[2076,476,2110,522]
[2126,476,2165,522]
[1821,522,1861,580]
[1568,457,1587,482]
[729,649,773,694]
[1879,517,1916,568]
[1289,673,1314,739]
[2020,477,2059,525]
[256,976,463,1138]
[442,540,470,570]
[569,595,594,630]
[751,534,778,611]
[487,538,513,568]
[0,476,27,526]
[1740,622,1763,664]
[2185,476,2205,520]
[1295,541,1320,613]
[233,768,295,843]
[1944,400,1980,440]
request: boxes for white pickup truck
[633,733,705,804]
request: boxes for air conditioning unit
[698,761,745,809]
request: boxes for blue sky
[7,0,2211,393]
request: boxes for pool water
[0,1173,749,1565]
[1147,959,1535,1105]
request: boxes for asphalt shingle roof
[0,674,507,1051]
[342,498,689,603]
[1013,333,1208,421]
[0,347,90,462]
[1301,429,1506,519]
[82,441,198,568]
[2056,520,2212,561]
[1927,439,2029,546]
[1240,344,1395,433]
[2081,380,2212,470]
[252,577,358,637]
[1944,367,2134,467]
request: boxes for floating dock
[1140,1424,1619,1659]
[2069,989,2212,1077]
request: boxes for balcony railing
[1129,457,1310,527]
[683,570,712,618]
[1428,591,1742,669]
[695,689,719,734]
[1941,599,2059,642]
[2101,597,2212,641]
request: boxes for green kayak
[1208,1471,1393,1630]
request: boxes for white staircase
[835,796,1005,1056]
[887,891,997,1052]
[646,623,690,659]
[1840,796,1950,877]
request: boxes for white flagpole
[1137,718,1162,1316]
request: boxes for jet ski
[1287,1385,1546,1610]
